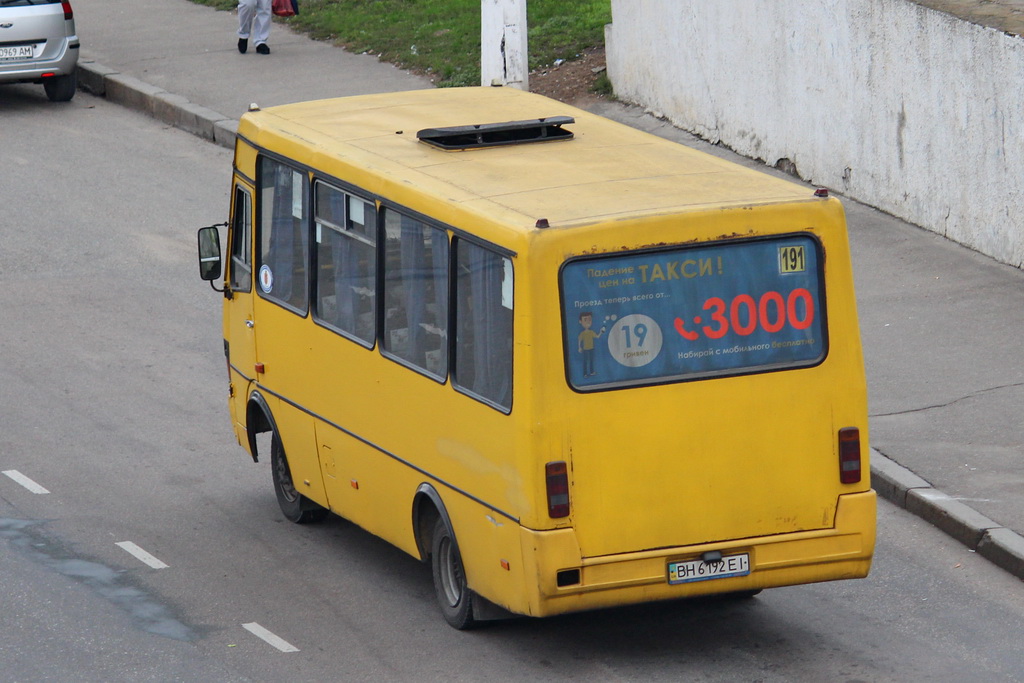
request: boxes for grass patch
[191,0,610,87]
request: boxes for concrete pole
[481,0,529,90]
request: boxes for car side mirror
[197,225,222,282]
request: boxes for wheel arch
[245,390,276,463]
[412,483,454,563]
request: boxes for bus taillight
[545,461,570,518]
[838,427,861,484]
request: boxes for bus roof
[239,87,816,230]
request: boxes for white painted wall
[481,0,529,90]
[606,0,1024,268]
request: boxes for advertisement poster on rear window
[561,235,827,390]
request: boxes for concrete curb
[871,448,1024,580]
[73,56,1024,584]
[77,59,237,151]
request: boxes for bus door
[248,157,329,506]
[226,181,257,443]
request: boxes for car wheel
[431,517,478,630]
[43,72,77,102]
[270,432,327,524]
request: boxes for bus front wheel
[270,433,327,524]
[431,517,478,630]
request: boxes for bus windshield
[561,234,827,390]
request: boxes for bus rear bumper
[518,490,876,618]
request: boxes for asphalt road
[2,85,1024,682]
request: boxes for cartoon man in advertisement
[577,311,606,377]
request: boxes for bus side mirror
[197,225,223,282]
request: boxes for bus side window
[313,181,376,346]
[229,185,252,292]
[382,208,449,378]
[454,240,513,411]
[258,156,309,313]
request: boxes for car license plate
[0,45,35,60]
[668,553,750,585]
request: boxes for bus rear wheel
[431,517,478,630]
[270,432,327,524]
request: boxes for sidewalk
[74,0,1024,579]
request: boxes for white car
[0,0,79,102]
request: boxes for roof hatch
[416,116,574,150]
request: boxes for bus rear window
[561,235,827,390]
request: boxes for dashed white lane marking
[115,541,169,569]
[242,622,299,653]
[2,470,50,494]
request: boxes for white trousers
[237,0,272,46]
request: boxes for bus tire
[430,517,478,630]
[270,432,327,524]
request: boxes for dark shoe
[256,43,270,55]
[237,38,247,54]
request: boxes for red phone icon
[674,317,699,341]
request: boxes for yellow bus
[197,87,875,629]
